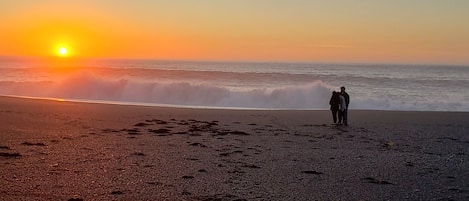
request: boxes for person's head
[332,91,336,95]
[340,86,346,93]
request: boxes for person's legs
[331,110,337,124]
[338,110,343,124]
[343,109,348,126]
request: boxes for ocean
[1,57,468,111]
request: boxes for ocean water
[0,57,468,111]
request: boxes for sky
[1,0,469,64]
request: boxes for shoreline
[1,96,468,200]
[2,94,468,113]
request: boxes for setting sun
[0,1,468,64]
[58,47,68,57]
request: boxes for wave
[0,71,468,111]
[0,71,333,109]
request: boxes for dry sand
[1,96,468,201]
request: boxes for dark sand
[1,96,468,201]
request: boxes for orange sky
[1,0,469,64]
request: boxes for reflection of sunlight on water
[0,94,65,103]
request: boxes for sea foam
[0,71,333,109]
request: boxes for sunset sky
[1,0,468,64]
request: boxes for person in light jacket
[339,86,349,126]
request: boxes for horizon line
[0,55,468,67]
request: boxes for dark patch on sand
[241,164,261,169]
[302,170,324,175]
[67,198,84,201]
[194,194,246,201]
[182,175,194,179]
[148,128,171,134]
[111,190,124,195]
[364,177,394,185]
[21,142,46,146]
[0,152,22,158]
[134,122,152,127]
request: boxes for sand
[1,96,468,201]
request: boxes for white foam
[0,71,336,109]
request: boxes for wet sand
[1,96,468,201]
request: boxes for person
[329,91,340,124]
[338,93,347,125]
[339,86,350,126]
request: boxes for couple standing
[329,86,350,126]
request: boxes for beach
[1,96,468,201]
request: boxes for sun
[58,47,68,56]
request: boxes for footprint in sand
[0,152,22,158]
[67,198,84,201]
[111,190,124,195]
[133,152,145,156]
[148,128,171,135]
[241,164,261,169]
[363,177,394,185]
[302,170,324,175]
[134,122,152,127]
[21,142,46,146]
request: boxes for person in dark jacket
[329,91,340,124]
[339,86,350,126]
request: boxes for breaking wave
[1,65,468,111]
[0,71,334,109]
